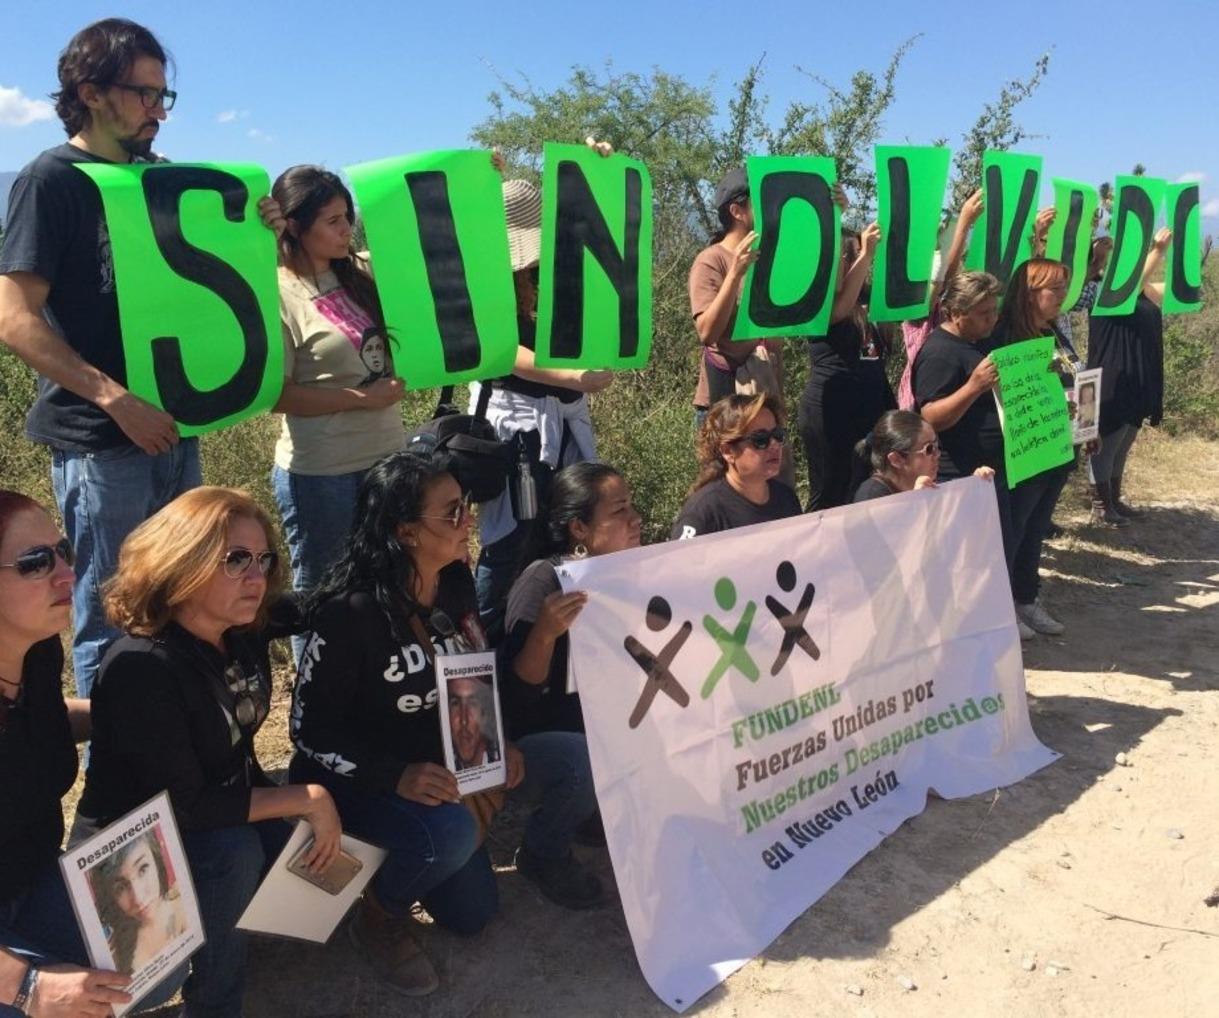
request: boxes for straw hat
[503,179,542,272]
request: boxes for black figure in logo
[764,560,819,676]
[624,595,693,729]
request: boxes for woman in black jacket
[79,487,341,1018]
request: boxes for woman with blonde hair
[671,393,802,539]
[79,486,342,1017]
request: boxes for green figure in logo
[701,577,759,698]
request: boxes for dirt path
[209,434,1219,1017]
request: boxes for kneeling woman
[672,393,802,540]
[289,452,601,997]
[79,487,342,1018]
[854,410,994,501]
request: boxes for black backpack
[405,384,515,503]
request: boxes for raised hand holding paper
[74,163,283,435]
[990,337,1074,486]
[60,791,203,1017]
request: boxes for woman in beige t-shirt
[270,166,406,619]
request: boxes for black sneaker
[514,845,604,910]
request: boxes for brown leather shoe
[349,892,439,997]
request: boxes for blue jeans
[288,756,497,936]
[515,731,598,861]
[51,440,201,698]
[180,821,289,1018]
[1008,464,1073,605]
[0,863,183,1015]
[271,466,366,661]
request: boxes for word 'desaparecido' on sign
[75,146,1200,435]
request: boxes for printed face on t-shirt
[359,329,387,376]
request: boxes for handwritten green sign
[871,145,951,323]
[346,149,518,388]
[534,143,653,369]
[75,162,282,436]
[1163,182,1203,315]
[991,337,1073,486]
[1093,175,1167,317]
[965,150,1043,287]
[1043,178,1099,313]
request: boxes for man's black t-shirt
[502,558,584,739]
[912,327,1004,481]
[0,638,78,903]
[0,144,137,451]
[671,478,803,540]
[290,564,485,793]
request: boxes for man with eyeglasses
[0,19,268,702]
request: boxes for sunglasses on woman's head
[220,548,278,579]
[0,537,74,579]
[735,427,787,451]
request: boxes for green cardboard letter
[534,143,653,369]
[1093,175,1167,317]
[871,145,951,322]
[1163,182,1203,314]
[965,151,1043,287]
[734,155,840,339]
[1043,179,1099,312]
[75,162,282,435]
[346,149,518,388]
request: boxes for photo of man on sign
[447,673,502,771]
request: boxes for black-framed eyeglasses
[0,537,74,579]
[111,84,177,111]
[419,493,473,529]
[734,427,787,451]
[220,548,278,579]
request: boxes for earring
[573,543,589,559]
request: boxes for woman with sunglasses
[672,394,801,540]
[78,486,342,1018]
[853,411,995,501]
[0,489,148,1018]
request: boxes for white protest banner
[557,477,1058,1011]
[61,792,203,1016]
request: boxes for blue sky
[4,0,1218,223]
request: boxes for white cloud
[0,84,54,127]
[1176,171,1206,184]
[216,109,249,124]
[246,127,275,143]
[1201,198,1219,217]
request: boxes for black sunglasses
[111,83,177,111]
[0,537,74,579]
[735,427,787,451]
[220,548,278,579]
